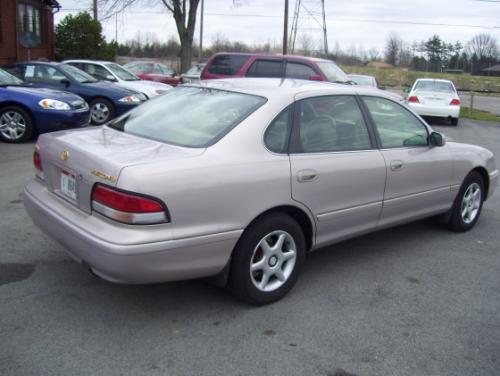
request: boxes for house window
[18,3,43,43]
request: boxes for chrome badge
[91,170,117,182]
[60,150,70,161]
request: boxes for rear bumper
[24,179,242,284]
[408,103,460,118]
[35,109,90,134]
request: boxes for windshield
[415,80,455,93]
[108,87,266,147]
[349,75,375,87]
[105,63,139,81]
[0,69,23,85]
[315,61,350,83]
[59,64,98,83]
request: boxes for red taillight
[92,184,169,224]
[450,99,461,106]
[408,96,419,103]
[33,150,43,171]
[33,149,44,180]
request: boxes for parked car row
[0,60,179,142]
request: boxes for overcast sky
[56,0,500,55]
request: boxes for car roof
[210,52,331,63]
[192,78,393,102]
[64,60,115,65]
[415,78,453,83]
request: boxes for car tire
[89,98,115,125]
[229,213,306,305]
[447,171,484,232]
[451,117,459,126]
[0,106,34,143]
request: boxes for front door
[289,95,387,247]
[361,96,454,227]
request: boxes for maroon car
[200,52,351,84]
[123,61,181,86]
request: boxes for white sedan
[406,79,461,125]
[64,60,173,99]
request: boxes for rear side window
[246,60,283,78]
[207,55,250,76]
[285,62,316,80]
[294,96,371,153]
[108,87,267,147]
[264,107,291,153]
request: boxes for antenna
[289,0,328,56]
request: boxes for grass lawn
[342,65,500,93]
[460,107,500,122]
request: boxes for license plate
[60,171,77,200]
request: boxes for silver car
[24,79,498,305]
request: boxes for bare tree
[298,33,314,56]
[100,0,200,72]
[467,33,499,59]
[384,32,401,66]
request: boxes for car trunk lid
[414,90,454,106]
[36,126,205,214]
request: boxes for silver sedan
[24,79,498,305]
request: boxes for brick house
[0,0,61,65]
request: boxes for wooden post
[469,91,475,117]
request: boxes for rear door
[361,96,454,227]
[289,95,386,247]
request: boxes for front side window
[363,96,428,148]
[246,60,283,78]
[106,63,138,81]
[18,3,42,42]
[82,64,111,81]
[285,62,316,80]
[264,108,291,153]
[295,95,371,153]
[108,87,267,147]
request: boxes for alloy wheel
[0,111,26,141]
[461,182,481,224]
[91,102,110,124]
[250,230,297,292]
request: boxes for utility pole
[283,0,288,55]
[92,0,98,20]
[199,0,204,62]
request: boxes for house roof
[483,64,500,72]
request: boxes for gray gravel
[1,119,499,376]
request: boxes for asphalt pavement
[1,119,499,376]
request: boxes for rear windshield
[415,80,455,93]
[207,55,250,76]
[349,75,374,87]
[107,87,266,147]
[315,61,350,83]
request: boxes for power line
[57,8,500,29]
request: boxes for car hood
[116,80,172,97]
[84,81,142,96]
[2,85,84,103]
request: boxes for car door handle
[390,160,404,171]
[297,169,318,182]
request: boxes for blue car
[0,68,90,143]
[3,61,147,125]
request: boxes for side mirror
[403,87,410,93]
[105,74,117,82]
[60,78,70,87]
[430,132,445,147]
